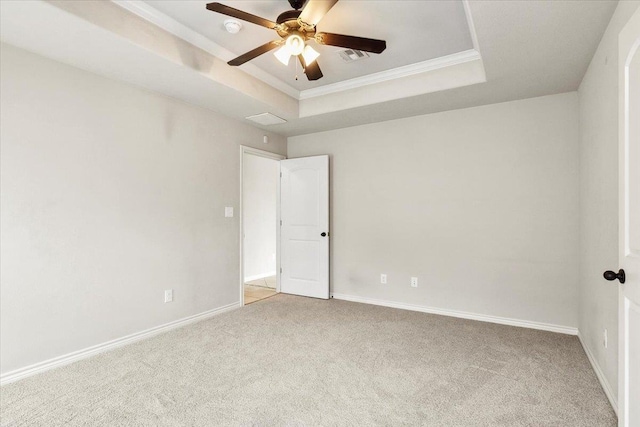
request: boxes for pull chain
[295,57,299,81]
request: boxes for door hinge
[280,172,282,177]
[280,220,282,226]
[280,267,282,273]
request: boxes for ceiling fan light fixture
[274,46,292,66]
[302,45,320,66]
[285,33,305,56]
[207,0,387,81]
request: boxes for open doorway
[240,146,284,305]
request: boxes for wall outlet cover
[411,277,418,288]
[381,274,387,284]
[164,289,173,303]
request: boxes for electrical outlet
[164,289,173,303]
[411,277,418,288]
[380,274,387,284]
[604,329,608,349]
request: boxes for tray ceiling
[142,0,475,91]
[0,0,618,136]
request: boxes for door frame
[239,145,286,306]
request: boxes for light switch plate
[225,207,234,218]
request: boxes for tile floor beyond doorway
[244,276,277,304]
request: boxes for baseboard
[578,332,618,415]
[244,272,277,282]
[0,301,241,386]
[330,293,578,335]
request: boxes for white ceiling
[275,0,619,135]
[0,0,619,136]
[143,0,474,90]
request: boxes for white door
[280,155,329,299]
[617,8,640,427]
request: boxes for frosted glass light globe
[286,34,305,56]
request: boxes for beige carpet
[0,295,616,426]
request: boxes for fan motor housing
[276,10,301,25]
[276,10,315,39]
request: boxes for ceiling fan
[206,0,387,81]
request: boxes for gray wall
[577,0,640,402]
[289,93,580,329]
[0,44,286,375]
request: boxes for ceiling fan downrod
[288,0,306,10]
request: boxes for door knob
[603,269,625,284]
[321,232,327,237]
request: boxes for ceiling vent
[338,49,369,62]
[245,113,287,126]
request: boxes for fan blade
[228,40,282,66]
[299,0,339,26]
[298,55,323,81]
[206,2,277,29]
[315,32,386,54]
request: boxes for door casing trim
[239,146,286,306]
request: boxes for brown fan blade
[315,32,386,54]
[298,55,323,81]
[206,2,277,29]
[228,41,282,66]
[298,0,339,26]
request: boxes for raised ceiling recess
[205,0,387,82]
[141,0,479,92]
